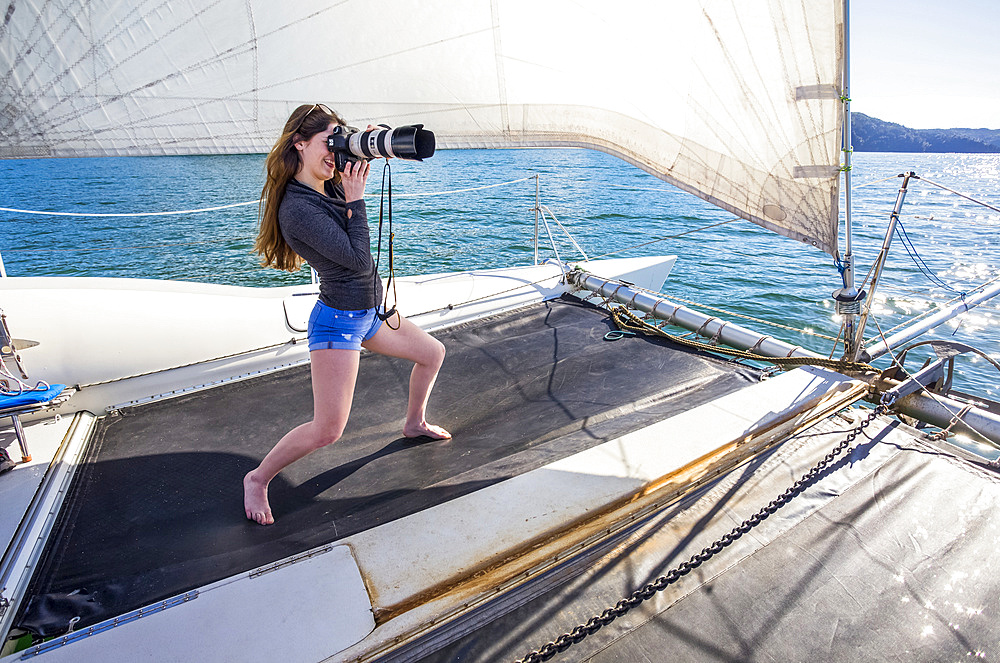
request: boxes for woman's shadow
[281,434,442,503]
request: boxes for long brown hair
[255,104,345,271]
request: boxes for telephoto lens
[328,124,435,171]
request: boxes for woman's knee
[410,333,445,369]
[310,422,345,449]
[425,337,446,369]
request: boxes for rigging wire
[537,204,589,261]
[849,172,1000,352]
[587,219,738,260]
[893,217,964,295]
[0,176,536,218]
[392,176,535,197]
[850,172,1000,296]
[853,174,904,189]
[916,176,1000,216]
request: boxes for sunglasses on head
[291,103,333,135]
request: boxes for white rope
[0,359,49,397]
[0,201,258,217]
[390,176,535,197]
[0,176,534,217]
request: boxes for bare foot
[243,471,274,525]
[403,421,451,440]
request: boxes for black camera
[327,124,435,171]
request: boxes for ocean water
[1,150,998,403]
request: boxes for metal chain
[514,403,889,663]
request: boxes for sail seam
[490,0,510,136]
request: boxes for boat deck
[414,416,1000,662]
[0,417,75,552]
[12,295,761,637]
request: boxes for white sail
[0,0,843,255]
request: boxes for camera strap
[374,160,400,329]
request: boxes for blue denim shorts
[307,301,383,352]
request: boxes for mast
[834,0,866,360]
[843,0,853,262]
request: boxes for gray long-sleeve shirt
[279,178,383,310]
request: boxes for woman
[244,104,450,525]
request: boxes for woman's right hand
[341,159,370,203]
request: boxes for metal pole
[862,372,1000,447]
[568,270,823,361]
[571,270,1000,446]
[851,172,913,353]
[843,0,853,260]
[861,281,1000,362]
[834,0,866,361]
[533,174,540,265]
[894,391,1000,447]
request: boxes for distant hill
[852,113,1000,153]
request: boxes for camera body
[327,124,435,171]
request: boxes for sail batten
[1,0,843,255]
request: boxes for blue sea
[1,150,998,404]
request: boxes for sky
[850,2,1000,129]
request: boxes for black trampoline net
[16,295,760,636]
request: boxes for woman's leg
[362,316,450,439]
[244,348,360,524]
